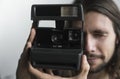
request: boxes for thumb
[78,55,90,78]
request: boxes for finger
[16,42,33,79]
[20,42,32,62]
[28,62,49,79]
[72,55,90,79]
[17,28,36,79]
[37,68,43,72]
[21,28,36,59]
[28,62,63,79]
[23,28,36,52]
[19,28,36,67]
[80,55,90,77]
[45,69,54,76]
[27,28,36,43]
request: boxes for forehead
[84,11,114,32]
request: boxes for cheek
[97,38,116,62]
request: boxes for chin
[89,63,107,73]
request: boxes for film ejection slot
[30,4,84,70]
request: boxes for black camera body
[30,4,84,70]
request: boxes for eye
[93,33,108,38]
[93,33,104,38]
[92,30,108,38]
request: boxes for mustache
[84,52,105,59]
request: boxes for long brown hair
[74,0,120,78]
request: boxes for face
[74,11,117,73]
[85,11,117,73]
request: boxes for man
[16,0,120,79]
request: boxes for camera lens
[51,34,63,44]
[51,35,58,43]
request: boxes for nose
[84,34,96,53]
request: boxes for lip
[87,57,98,60]
[87,57,99,63]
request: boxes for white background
[0,0,119,79]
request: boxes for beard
[87,51,116,74]
[89,62,107,73]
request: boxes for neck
[88,70,109,79]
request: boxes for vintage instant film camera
[30,4,84,70]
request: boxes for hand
[16,28,90,79]
[16,28,36,79]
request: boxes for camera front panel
[33,27,82,49]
